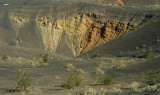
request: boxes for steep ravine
[10,12,155,56]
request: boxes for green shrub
[144,70,160,85]
[40,53,49,63]
[1,55,11,61]
[15,69,31,92]
[145,48,154,58]
[97,75,116,85]
[61,70,84,89]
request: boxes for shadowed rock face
[0,1,160,57]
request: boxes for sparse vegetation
[0,55,49,66]
[145,48,154,58]
[96,62,105,67]
[130,81,140,92]
[65,92,72,95]
[144,70,160,85]
[118,51,123,57]
[61,70,84,89]
[99,57,136,64]
[73,57,83,61]
[40,53,49,64]
[15,69,31,92]
[84,88,107,95]
[94,67,104,75]
[65,63,75,71]
[135,45,155,58]
[97,75,116,85]
[113,63,125,68]
[1,55,11,61]
[83,87,122,95]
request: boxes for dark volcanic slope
[98,0,160,7]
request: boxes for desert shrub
[61,70,84,89]
[40,53,49,63]
[73,57,83,61]
[118,51,123,57]
[113,88,122,93]
[157,36,160,43]
[1,55,11,61]
[15,69,31,92]
[84,88,107,95]
[135,46,155,58]
[144,70,160,85]
[97,75,116,85]
[65,63,75,71]
[76,69,84,74]
[84,87,122,95]
[145,48,154,58]
[97,62,105,67]
[94,67,104,75]
[130,81,140,92]
[113,63,125,68]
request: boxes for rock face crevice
[10,15,29,46]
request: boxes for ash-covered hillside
[0,0,160,57]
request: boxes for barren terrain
[0,0,160,95]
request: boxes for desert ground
[0,0,160,95]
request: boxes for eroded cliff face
[9,11,154,56]
[10,15,29,27]
[36,16,63,51]
[36,13,88,55]
[35,12,137,56]
[80,13,136,53]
